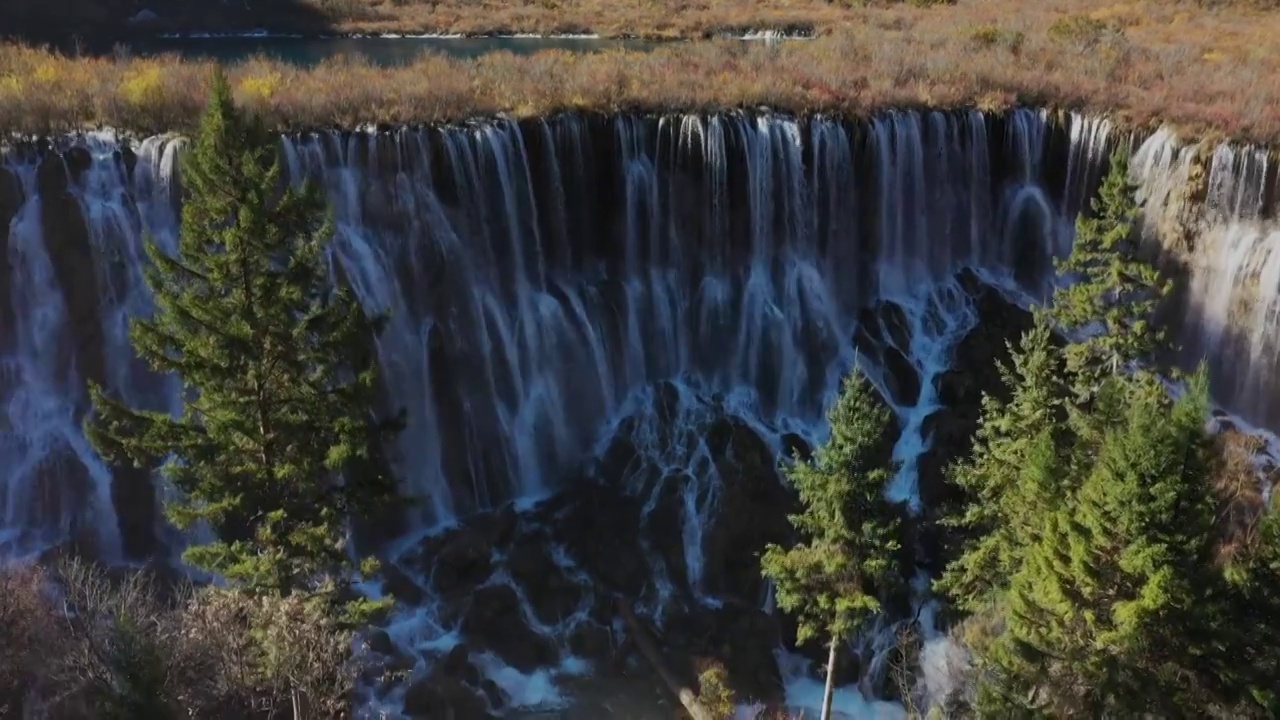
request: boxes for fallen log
[615,598,716,720]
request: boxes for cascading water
[1131,129,1280,431]
[0,160,122,560]
[7,105,1278,716]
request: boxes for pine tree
[936,319,1067,612]
[761,368,902,720]
[1049,149,1170,396]
[86,69,401,609]
[976,370,1229,715]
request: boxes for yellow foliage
[1088,2,1146,28]
[1203,49,1227,63]
[120,64,165,106]
[239,72,284,102]
[33,60,61,85]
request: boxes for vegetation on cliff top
[3,0,1280,140]
[3,0,1278,43]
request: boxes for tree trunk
[615,598,715,720]
[821,638,838,720]
[291,687,308,720]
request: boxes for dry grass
[309,0,847,38]
[1211,429,1278,566]
[0,559,371,719]
[0,563,64,716]
[3,0,1280,140]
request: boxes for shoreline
[149,28,815,41]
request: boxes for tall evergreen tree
[761,368,902,720]
[86,69,401,607]
[941,154,1280,717]
[936,320,1067,612]
[1048,149,1170,396]
[975,370,1224,716]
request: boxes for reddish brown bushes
[0,559,369,720]
[3,0,1280,141]
[0,563,64,716]
[1212,429,1278,566]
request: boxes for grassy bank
[3,0,1280,141]
[3,0,882,44]
[6,0,1278,44]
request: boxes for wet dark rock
[507,533,584,625]
[856,303,922,407]
[654,380,683,430]
[381,562,426,606]
[402,672,492,719]
[480,679,507,711]
[63,146,92,181]
[642,472,693,593]
[916,271,1034,569]
[702,416,794,603]
[473,502,520,549]
[568,621,614,662]
[37,154,100,388]
[460,584,560,673]
[0,166,21,344]
[421,526,494,598]
[118,146,138,180]
[596,419,643,486]
[667,601,786,704]
[440,643,482,687]
[552,481,647,598]
[34,148,154,559]
[782,432,812,461]
[366,629,396,657]
[882,345,922,407]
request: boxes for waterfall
[12,106,1280,716]
[1131,128,1280,429]
[0,108,1130,561]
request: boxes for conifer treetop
[87,67,402,612]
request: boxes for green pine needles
[86,69,402,611]
[1048,149,1170,391]
[761,369,903,717]
[939,148,1280,716]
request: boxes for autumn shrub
[4,0,1280,142]
[1212,429,1274,565]
[966,24,1025,54]
[54,559,189,720]
[0,564,64,717]
[694,658,738,719]
[0,559,367,720]
[1047,13,1118,51]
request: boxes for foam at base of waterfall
[472,653,574,710]
[775,649,906,720]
